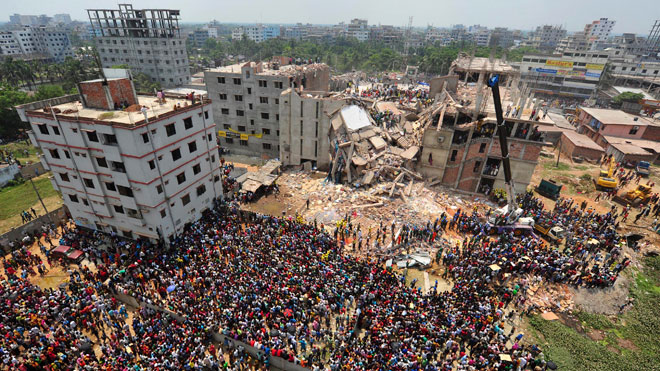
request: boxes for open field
[0,141,41,164]
[0,173,62,233]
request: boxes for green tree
[0,85,31,140]
[33,85,67,101]
[133,73,161,93]
[612,92,644,105]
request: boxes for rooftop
[207,61,327,77]
[451,55,516,74]
[561,130,605,152]
[603,136,660,154]
[25,94,206,127]
[580,107,653,126]
[608,142,654,156]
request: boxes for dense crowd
[1,188,635,370]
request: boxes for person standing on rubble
[505,104,512,117]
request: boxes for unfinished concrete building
[88,4,190,88]
[279,89,348,170]
[205,60,330,158]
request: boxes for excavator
[485,75,535,235]
[595,157,618,191]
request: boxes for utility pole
[29,176,52,223]
[556,139,563,167]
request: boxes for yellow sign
[546,60,573,68]
[585,63,604,71]
[217,130,226,137]
[240,134,249,141]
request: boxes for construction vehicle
[534,223,565,244]
[636,161,651,177]
[594,157,618,191]
[535,179,562,200]
[485,75,535,235]
[613,184,653,207]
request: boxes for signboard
[535,68,557,74]
[217,130,227,137]
[585,72,602,78]
[585,63,605,71]
[546,60,574,68]
[240,133,249,141]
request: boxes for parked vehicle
[613,184,653,207]
[636,161,651,177]
[50,245,84,263]
[535,179,562,200]
[534,223,565,243]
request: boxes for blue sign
[585,72,601,78]
[535,68,557,74]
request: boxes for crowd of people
[357,84,432,107]
[0,185,636,370]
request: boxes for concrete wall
[0,163,20,187]
[417,128,452,180]
[0,206,67,254]
[606,147,656,164]
[19,161,45,178]
[559,134,604,161]
[429,75,459,97]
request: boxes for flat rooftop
[452,56,516,74]
[208,61,327,76]
[27,95,203,126]
[580,107,653,126]
[562,130,604,152]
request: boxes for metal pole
[29,176,53,223]
[556,139,563,167]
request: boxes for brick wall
[560,135,604,161]
[641,125,660,141]
[522,144,542,161]
[79,78,137,110]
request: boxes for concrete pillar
[474,71,486,120]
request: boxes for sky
[5,0,658,35]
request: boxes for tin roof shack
[602,136,660,164]
[559,131,605,162]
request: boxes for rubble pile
[527,281,575,313]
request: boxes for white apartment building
[531,25,566,50]
[584,18,616,50]
[346,19,369,42]
[231,25,280,43]
[16,77,222,242]
[0,26,74,62]
[204,61,330,158]
[88,4,191,87]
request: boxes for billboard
[546,60,574,68]
[585,72,602,78]
[535,68,557,74]
[585,63,605,71]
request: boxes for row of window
[216,76,284,89]
[100,39,184,46]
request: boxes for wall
[18,161,45,178]
[0,206,67,254]
[79,78,138,110]
[0,163,20,187]
[429,75,459,97]
[417,128,452,180]
[559,134,604,161]
[641,125,660,142]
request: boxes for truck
[533,223,565,243]
[535,179,562,200]
[636,161,651,177]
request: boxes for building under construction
[88,4,190,87]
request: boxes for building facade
[584,17,616,49]
[346,19,369,41]
[16,78,221,242]
[204,61,330,158]
[0,26,74,62]
[531,25,566,51]
[231,25,280,43]
[88,4,191,87]
[519,51,609,98]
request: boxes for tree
[33,85,67,101]
[0,85,31,140]
[612,92,644,105]
[133,73,161,93]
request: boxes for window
[258,80,267,88]
[473,161,482,172]
[236,110,244,116]
[238,126,246,132]
[103,134,118,145]
[171,148,182,161]
[37,124,49,135]
[166,123,176,137]
[247,87,252,94]
[221,108,229,115]
[219,93,227,100]
[87,131,99,142]
[262,128,270,135]
[156,184,163,194]
[276,114,279,122]
[263,143,272,150]
[64,150,71,159]
[260,97,268,104]
[193,164,201,175]
[181,194,191,206]
[234,95,243,101]
[211,155,216,163]
[188,141,197,153]
[261,113,270,120]
[148,159,156,170]
[249,103,253,110]
[117,185,133,197]
[275,98,279,104]
[114,205,124,214]
[176,172,186,184]
[629,125,639,135]
[207,134,213,142]
[479,143,487,153]
[83,178,95,188]
[52,126,60,135]
[204,111,209,119]
[240,140,248,146]
[49,149,60,159]
[225,138,234,144]
[82,198,89,206]
[111,161,126,173]
[217,76,225,83]
[184,117,193,129]
[316,102,319,118]
[450,150,458,162]
[196,184,206,196]
[105,182,116,191]
[69,194,79,203]
[274,81,283,89]
[59,173,69,182]
[301,101,304,116]
[142,132,150,143]
[233,78,241,85]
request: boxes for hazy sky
[6,0,658,34]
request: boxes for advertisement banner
[585,72,602,78]
[535,68,557,74]
[217,130,227,137]
[585,63,605,71]
[240,134,249,141]
[546,60,574,68]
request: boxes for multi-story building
[489,27,514,48]
[16,77,222,242]
[346,19,369,42]
[9,14,51,26]
[0,26,74,62]
[370,25,403,46]
[474,29,491,47]
[189,29,211,47]
[584,17,616,49]
[88,4,191,87]
[530,25,566,51]
[279,89,348,169]
[204,61,330,158]
[645,20,660,56]
[53,14,72,25]
[231,25,280,43]
[519,51,609,98]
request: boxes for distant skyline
[5,0,658,35]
